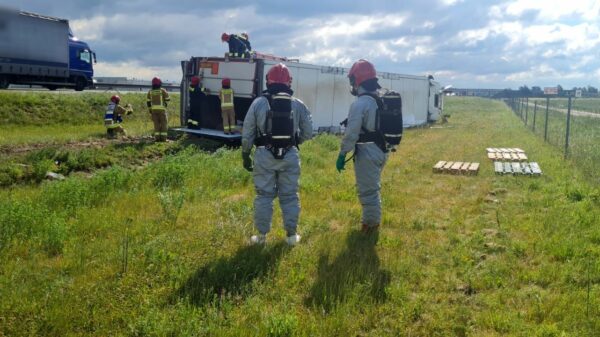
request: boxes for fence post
[565,96,572,159]
[544,97,549,142]
[525,97,529,125]
[533,101,537,132]
[520,99,524,119]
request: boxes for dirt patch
[0,136,155,156]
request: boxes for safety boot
[285,234,301,246]
[250,233,266,245]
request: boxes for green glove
[242,152,253,172]
[336,154,346,172]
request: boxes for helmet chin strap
[350,87,358,96]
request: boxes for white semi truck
[178,55,443,140]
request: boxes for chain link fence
[504,97,600,184]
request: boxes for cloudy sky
[4,0,600,89]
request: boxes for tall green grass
[0,91,180,126]
[0,91,182,146]
[531,97,600,114]
[1,97,599,336]
[0,140,186,187]
[514,98,600,184]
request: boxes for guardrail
[93,82,181,92]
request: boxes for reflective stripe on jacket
[220,88,234,108]
[104,102,116,126]
[147,88,170,110]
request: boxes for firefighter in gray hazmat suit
[241,63,313,246]
[336,59,388,233]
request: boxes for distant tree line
[493,85,599,98]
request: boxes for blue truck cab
[69,32,96,90]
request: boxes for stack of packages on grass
[487,148,542,176]
[432,160,480,175]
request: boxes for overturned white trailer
[178,56,443,140]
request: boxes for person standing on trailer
[241,63,313,246]
[221,32,252,59]
[187,75,209,129]
[220,77,237,134]
[104,95,132,138]
[147,77,170,142]
[336,59,388,234]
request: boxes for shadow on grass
[305,231,391,312]
[174,242,288,306]
[178,135,230,153]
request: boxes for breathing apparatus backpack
[104,102,118,127]
[356,91,403,153]
[255,92,297,159]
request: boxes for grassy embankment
[0,91,181,145]
[1,97,599,336]
[0,91,189,186]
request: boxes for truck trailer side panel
[179,57,443,134]
[266,60,436,128]
[0,9,69,78]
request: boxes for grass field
[1,96,599,336]
[512,98,600,185]
[530,97,600,114]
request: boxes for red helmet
[266,63,292,86]
[348,59,377,87]
[190,76,200,86]
[111,95,120,104]
[221,33,230,42]
[222,77,231,87]
[152,77,162,86]
[241,32,248,40]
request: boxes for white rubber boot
[250,234,266,245]
[286,234,301,246]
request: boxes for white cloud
[70,16,107,40]
[406,44,433,62]
[286,12,435,67]
[440,0,464,6]
[505,64,585,82]
[455,19,600,57]
[504,0,600,21]
[422,21,436,29]
[300,13,407,47]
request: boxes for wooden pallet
[433,161,479,175]
[493,161,542,176]
[486,148,528,161]
[486,148,525,153]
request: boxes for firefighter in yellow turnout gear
[147,77,170,142]
[104,95,132,138]
[220,77,237,134]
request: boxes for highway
[3,82,181,93]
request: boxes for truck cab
[428,79,443,122]
[0,9,95,91]
[68,34,95,91]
